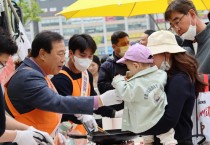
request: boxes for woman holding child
[141,30,206,145]
[112,30,206,145]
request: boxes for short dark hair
[165,0,198,21]
[31,31,64,58]
[207,12,210,21]
[144,30,156,36]
[93,55,101,68]
[0,28,17,55]
[111,31,129,45]
[68,34,97,54]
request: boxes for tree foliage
[17,0,43,26]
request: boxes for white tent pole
[3,0,13,35]
[7,0,20,23]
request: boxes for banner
[197,91,210,142]
[15,21,31,60]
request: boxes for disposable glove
[100,89,122,106]
[59,121,73,135]
[76,114,98,132]
[13,130,38,145]
[57,133,67,145]
[114,109,123,118]
[28,126,54,145]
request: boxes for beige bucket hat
[147,30,186,55]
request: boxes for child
[111,43,177,145]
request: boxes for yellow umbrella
[56,0,210,19]
[57,0,165,18]
[195,0,210,10]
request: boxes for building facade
[35,0,151,56]
[35,0,209,57]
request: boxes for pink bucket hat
[117,43,153,64]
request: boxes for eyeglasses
[168,14,185,31]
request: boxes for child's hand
[125,71,132,80]
[124,76,128,81]
[113,74,123,80]
[112,75,126,88]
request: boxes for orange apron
[4,70,61,144]
[59,70,90,135]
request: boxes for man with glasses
[165,0,210,74]
[165,0,210,144]
[167,14,185,32]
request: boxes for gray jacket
[112,66,168,133]
[195,23,210,74]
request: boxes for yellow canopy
[56,0,210,19]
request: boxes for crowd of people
[0,0,210,145]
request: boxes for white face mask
[160,61,170,71]
[119,45,129,57]
[73,56,92,72]
[180,17,196,41]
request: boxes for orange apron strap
[5,67,61,142]
[44,76,62,138]
[59,70,74,82]
[4,68,22,117]
[45,76,58,93]
[59,70,88,135]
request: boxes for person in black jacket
[97,31,129,118]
